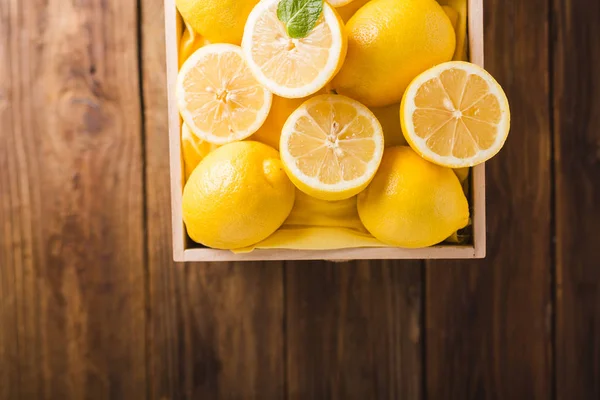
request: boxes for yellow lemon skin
[441,5,459,30]
[370,103,407,147]
[252,91,327,149]
[332,0,456,107]
[336,0,370,22]
[182,141,295,249]
[251,96,307,150]
[175,0,259,45]
[357,146,469,248]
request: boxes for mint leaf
[277,0,295,22]
[277,0,324,39]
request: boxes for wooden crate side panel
[469,0,486,258]
[165,0,186,261]
[184,246,477,262]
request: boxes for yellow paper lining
[178,0,469,253]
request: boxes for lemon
[370,103,407,147]
[251,96,308,150]
[280,94,384,201]
[332,0,455,107]
[336,0,370,22]
[177,44,272,145]
[252,91,328,149]
[401,61,511,167]
[441,5,459,31]
[242,0,347,98]
[357,146,469,248]
[182,141,295,249]
[181,123,218,181]
[175,0,258,45]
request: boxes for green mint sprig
[277,0,324,39]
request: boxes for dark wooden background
[1,0,599,398]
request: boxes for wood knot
[61,95,108,135]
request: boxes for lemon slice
[242,0,347,98]
[176,44,273,145]
[401,61,510,167]
[280,94,384,201]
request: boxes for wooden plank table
[1,0,598,398]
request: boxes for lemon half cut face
[280,94,385,201]
[401,61,511,167]
[177,44,273,145]
[242,0,347,98]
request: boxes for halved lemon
[401,61,510,167]
[280,94,384,201]
[241,0,347,99]
[176,44,273,145]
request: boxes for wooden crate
[164,0,486,262]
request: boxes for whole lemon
[182,141,295,249]
[251,96,307,150]
[332,0,456,107]
[370,103,407,147]
[175,0,259,45]
[336,0,371,22]
[357,146,469,248]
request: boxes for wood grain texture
[0,0,146,398]
[6,0,600,397]
[285,261,423,399]
[425,0,553,398]
[140,1,285,398]
[0,2,20,398]
[553,0,600,398]
[148,262,285,399]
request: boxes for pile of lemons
[176,0,510,250]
